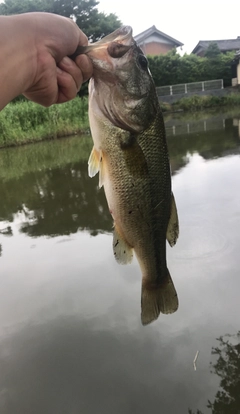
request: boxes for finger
[58,56,83,91]
[56,67,82,103]
[78,28,89,47]
[75,54,93,82]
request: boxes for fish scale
[83,26,179,325]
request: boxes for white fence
[156,79,224,96]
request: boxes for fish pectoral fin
[166,192,179,247]
[113,225,133,265]
[88,147,105,188]
[141,269,178,326]
[88,147,100,177]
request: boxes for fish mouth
[69,26,134,60]
[93,26,133,45]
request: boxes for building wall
[139,41,174,55]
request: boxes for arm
[0,12,93,110]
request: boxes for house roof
[192,38,240,54]
[134,25,183,47]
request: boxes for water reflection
[0,226,12,236]
[189,332,240,414]
[233,118,240,137]
[0,110,240,413]
[208,332,240,413]
[0,137,111,237]
[0,112,239,240]
[165,109,240,138]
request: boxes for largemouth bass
[82,26,179,325]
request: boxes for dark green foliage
[0,0,121,41]
[204,42,221,58]
[148,46,235,88]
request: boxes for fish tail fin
[141,269,178,326]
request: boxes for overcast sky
[98,0,240,54]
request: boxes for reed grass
[0,97,89,148]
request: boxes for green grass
[170,93,240,112]
[0,97,89,148]
[1,92,240,149]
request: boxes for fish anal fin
[88,147,105,188]
[141,269,178,326]
[166,192,179,247]
[113,224,133,265]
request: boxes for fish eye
[138,55,148,70]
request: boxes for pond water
[0,109,240,414]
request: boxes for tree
[147,48,234,87]
[0,0,52,15]
[204,43,221,59]
[0,0,122,41]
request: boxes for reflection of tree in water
[0,226,13,236]
[0,226,13,258]
[0,161,112,238]
[207,332,240,414]
[189,332,240,414]
[19,162,112,237]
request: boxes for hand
[22,13,93,106]
[0,13,93,110]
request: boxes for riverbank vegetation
[165,93,240,112]
[1,92,240,148]
[0,98,89,148]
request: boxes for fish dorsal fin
[88,147,105,188]
[166,192,179,247]
[113,224,133,264]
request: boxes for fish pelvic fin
[166,192,179,247]
[88,147,105,188]
[113,224,133,264]
[141,269,178,326]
